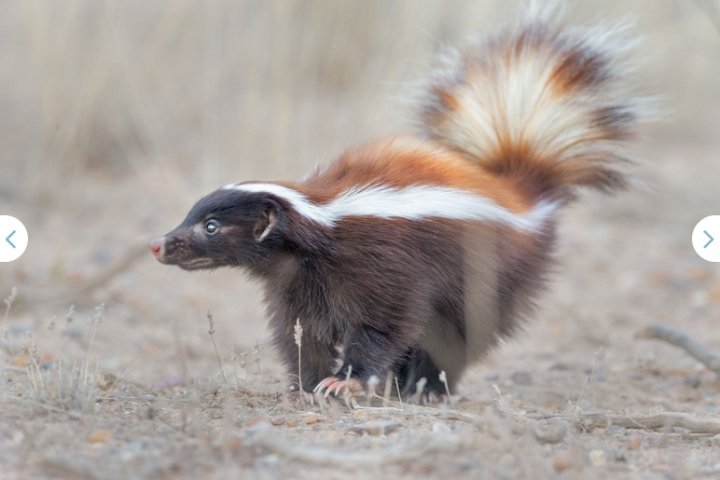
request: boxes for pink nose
[149,238,165,259]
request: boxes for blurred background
[0,0,718,384]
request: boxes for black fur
[156,189,555,397]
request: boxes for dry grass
[1,1,720,478]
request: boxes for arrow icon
[705,230,715,249]
[5,230,16,249]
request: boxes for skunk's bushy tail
[418,6,644,201]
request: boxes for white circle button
[692,216,720,263]
[0,215,28,263]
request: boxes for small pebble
[627,434,642,450]
[589,449,607,467]
[227,437,241,454]
[88,430,112,444]
[10,354,29,368]
[553,452,573,472]
[303,414,320,425]
[711,434,720,447]
[510,371,533,386]
[611,449,627,462]
[533,419,567,444]
[270,415,286,426]
[684,375,701,389]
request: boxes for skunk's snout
[149,237,166,262]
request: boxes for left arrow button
[0,216,28,262]
[5,230,16,249]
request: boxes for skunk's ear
[253,198,281,242]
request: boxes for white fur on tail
[418,4,646,199]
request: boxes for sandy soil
[1,1,719,479]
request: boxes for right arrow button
[704,230,715,249]
[693,216,720,262]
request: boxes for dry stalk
[639,323,720,375]
[293,318,304,397]
[394,375,404,410]
[207,312,228,384]
[382,371,393,408]
[2,287,17,325]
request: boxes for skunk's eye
[204,219,220,235]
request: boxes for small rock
[510,371,533,386]
[303,414,320,425]
[270,415,286,426]
[286,417,299,427]
[611,450,627,462]
[10,354,29,368]
[711,434,720,447]
[88,430,112,444]
[548,361,571,371]
[684,375,701,389]
[553,452,573,472]
[627,434,642,450]
[227,437,242,454]
[589,449,607,467]
[533,419,567,444]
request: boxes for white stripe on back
[223,182,556,231]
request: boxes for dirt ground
[1,1,719,479]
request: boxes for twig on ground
[495,383,720,435]
[638,323,720,375]
[573,411,720,435]
[246,425,466,466]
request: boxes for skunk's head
[150,188,286,271]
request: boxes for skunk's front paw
[313,376,363,398]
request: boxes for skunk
[151,8,643,399]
